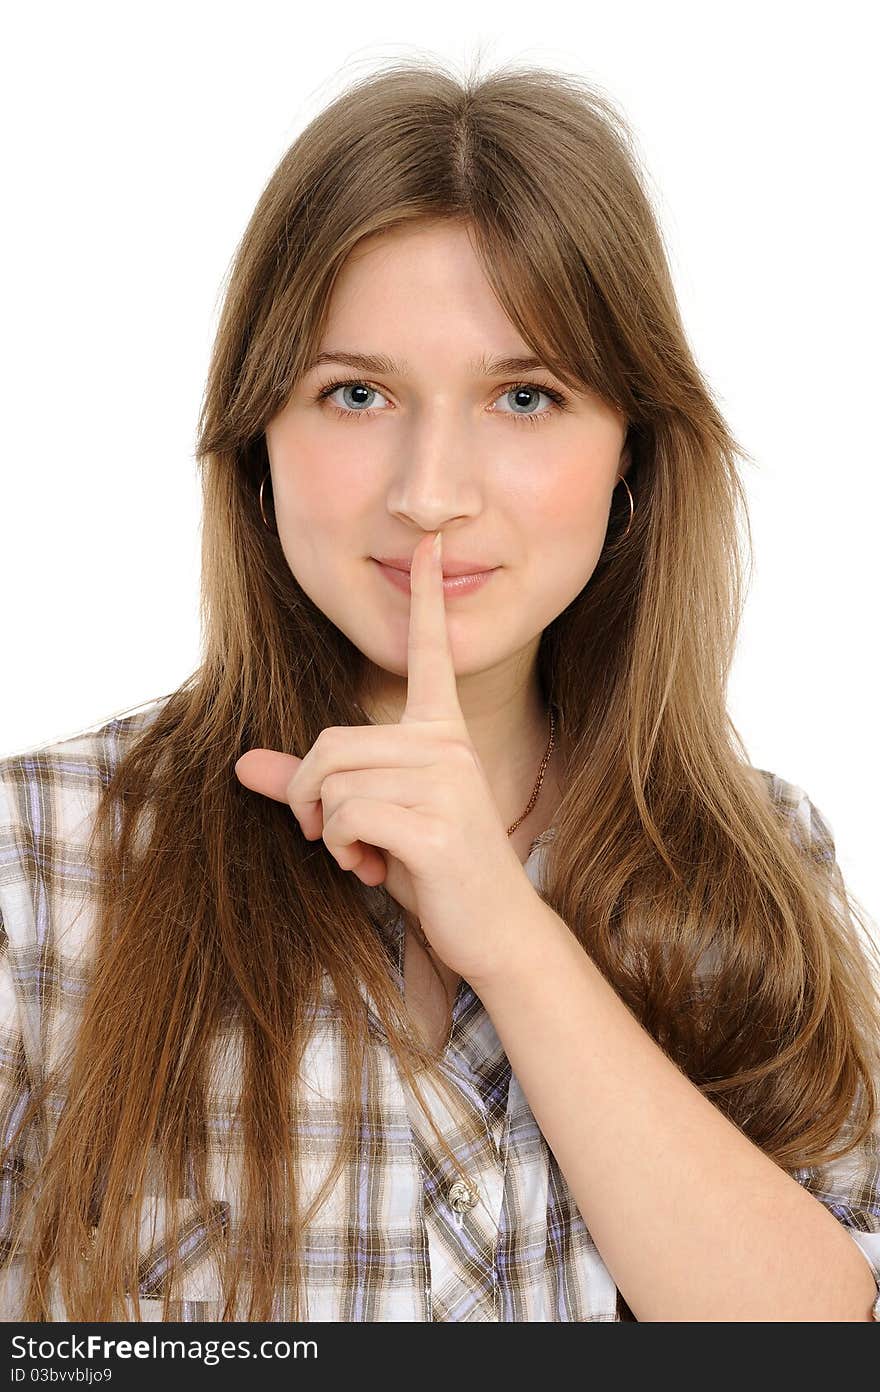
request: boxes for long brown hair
[4,54,880,1322]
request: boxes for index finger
[402,530,461,724]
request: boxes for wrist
[468,892,572,999]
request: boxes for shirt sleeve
[784,787,880,1321]
[0,903,41,1319]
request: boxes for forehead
[311,220,607,405]
[326,221,514,321]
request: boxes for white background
[2,1,877,938]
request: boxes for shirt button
[448,1178,478,1213]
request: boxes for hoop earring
[616,474,634,540]
[259,468,277,535]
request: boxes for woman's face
[264,220,629,700]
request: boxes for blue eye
[318,381,389,415]
[314,378,569,426]
[493,383,564,421]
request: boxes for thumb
[234,748,303,805]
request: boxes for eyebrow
[305,349,558,378]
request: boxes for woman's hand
[233,531,540,984]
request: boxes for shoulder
[0,695,173,958]
[749,766,838,865]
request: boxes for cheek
[272,448,369,527]
[264,430,367,595]
[269,436,377,581]
[530,462,609,546]
[266,403,375,525]
[525,469,612,596]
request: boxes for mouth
[371,558,499,597]
[372,555,497,578]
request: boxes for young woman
[2,58,879,1323]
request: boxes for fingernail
[432,531,442,565]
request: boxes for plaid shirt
[1,697,878,1321]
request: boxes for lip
[373,555,496,578]
[372,559,498,597]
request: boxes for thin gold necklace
[505,705,556,837]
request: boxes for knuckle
[321,771,345,799]
[449,738,477,768]
[324,801,347,833]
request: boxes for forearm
[474,897,878,1321]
